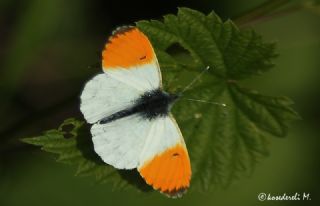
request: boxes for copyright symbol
[258,193,266,201]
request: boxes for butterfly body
[80,26,191,197]
[99,89,178,124]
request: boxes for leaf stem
[234,0,303,27]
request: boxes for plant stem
[234,0,297,27]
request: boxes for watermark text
[257,192,311,201]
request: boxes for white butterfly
[80,26,191,198]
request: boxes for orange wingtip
[138,144,191,197]
[102,26,155,69]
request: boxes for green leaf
[229,84,300,137]
[22,8,300,192]
[137,8,277,79]
[22,118,152,192]
[138,7,299,190]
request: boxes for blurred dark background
[0,0,319,205]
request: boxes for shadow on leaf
[71,120,152,192]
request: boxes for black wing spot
[172,153,179,157]
[140,55,146,60]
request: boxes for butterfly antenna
[176,66,226,107]
[183,98,227,107]
[179,66,210,95]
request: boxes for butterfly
[80,26,191,197]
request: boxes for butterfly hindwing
[91,114,152,169]
[91,112,192,196]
